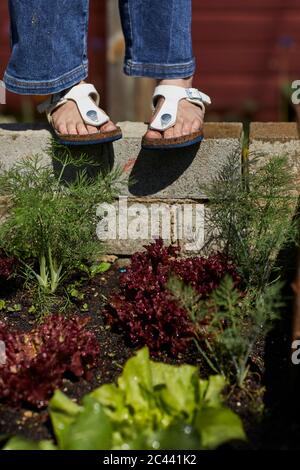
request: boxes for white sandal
[38,83,122,145]
[142,85,211,150]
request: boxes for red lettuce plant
[171,254,239,297]
[106,239,240,356]
[0,314,99,408]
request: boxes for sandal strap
[37,83,109,127]
[150,85,211,132]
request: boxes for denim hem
[123,58,196,79]
[3,62,88,95]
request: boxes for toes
[164,127,174,139]
[182,122,193,136]
[67,122,78,135]
[191,118,202,133]
[56,123,68,135]
[86,125,98,134]
[51,100,119,137]
[173,119,184,138]
[76,122,89,135]
[101,120,117,133]
[145,129,163,140]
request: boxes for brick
[250,122,300,142]
[249,122,300,195]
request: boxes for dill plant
[205,153,299,290]
[168,153,297,386]
[168,275,282,387]
[0,143,122,294]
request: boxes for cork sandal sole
[54,126,123,146]
[142,130,203,150]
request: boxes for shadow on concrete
[49,140,115,184]
[128,142,201,196]
[0,123,49,131]
[0,124,115,183]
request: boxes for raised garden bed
[0,149,299,450]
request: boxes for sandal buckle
[186,88,212,105]
[87,110,99,122]
[186,88,202,101]
[161,113,172,127]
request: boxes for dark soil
[0,263,133,442]
[0,260,294,449]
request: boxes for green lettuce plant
[3,348,246,450]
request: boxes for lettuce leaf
[49,391,112,450]
[195,407,246,449]
[3,436,57,450]
[4,348,246,450]
[90,348,246,449]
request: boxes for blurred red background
[193,0,300,122]
[1,0,300,122]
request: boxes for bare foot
[51,82,118,136]
[145,77,204,141]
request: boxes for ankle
[50,80,85,98]
[157,76,193,88]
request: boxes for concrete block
[0,124,51,169]
[0,121,243,255]
[249,122,300,191]
[0,123,243,197]
[114,122,243,199]
[0,123,113,176]
[101,122,243,254]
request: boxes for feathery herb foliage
[205,153,299,290]
[0,145,122,293]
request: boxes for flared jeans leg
[3,0,195,96]
[119,0,195,79]
[4,0,89,95]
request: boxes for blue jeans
[4,0,195,95]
